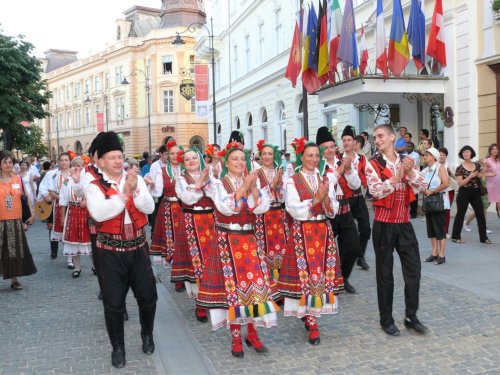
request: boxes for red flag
[360,24,369,75]
[285,21,302,87]
[426,0,446,67]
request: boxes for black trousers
[451,187,488,242]
[372,221,421,327]
[330,211,362,281]
[90,233,103,291]
[348,195,371,257]
[410,196,418,218]
[94,244,158,348]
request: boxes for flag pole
[301,0,309,139]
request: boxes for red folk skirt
[171,209,215,284]
[150,198,181,260]
[278,219,344,306]
[62,203,90,245]
[50,201,64,241]
[254,206,288,279]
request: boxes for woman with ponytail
[278,138,342,346]
[171,147,214,323]
[254,140,288,282]
[196,142,279,358]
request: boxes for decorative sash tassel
[272,268,280,281]
[228,301,279,321]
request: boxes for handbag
[422,166,444,213]
[19,176,32,222]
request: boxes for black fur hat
[96,131,123,159]
[316,126,334,145]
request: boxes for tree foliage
[20,124,48,157]
[0,29,51,151]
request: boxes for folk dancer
[196,143,279,358]
[254,140,288,281]
[60,156,92,278]
[205,144,223,178]
[342,126,372,271]
[84,131,156,368]
[279,138,342,346]
[171,147,214,323]
[316,126,361,294]
[365,124,429,336]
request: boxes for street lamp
[172,17,217,143]
[122,67,152,154]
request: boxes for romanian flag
[388,0,410,77]
[317,0,329,78]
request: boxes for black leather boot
[50,240,58,259]
[105,312,126,368]
[139,305,156,355]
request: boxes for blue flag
[408,0,426,69]
[337,0,356,69]
[307,4,318,72]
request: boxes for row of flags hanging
[285,0,447,94]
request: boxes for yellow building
[41,2,208,159]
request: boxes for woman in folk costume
[149,141,182,274]
[60,156,92,278]
[171,147,214,323]
[196,142,280,358]
[205,144,222,178]
[254,140,288,281]
[278,138,342,346]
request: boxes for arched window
[58,146,64,155]
[236,117,240,129]
[298,99,303,114]
[276,101,286,150]
[189,136,205,153]
[246,113,253,149]
[262,109,268,123]
[216,123,222,147]
[260,108,268,140]
[74,141,83,154]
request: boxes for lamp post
[172,17,217,143]
[122,67,152,154]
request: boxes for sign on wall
[180,79,195,100]
[194,64,209,118]
[97,112,104,132]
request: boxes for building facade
[201,0,499,161]
[41,2,209,159]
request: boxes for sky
[0,0,162,58]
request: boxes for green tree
[20,124,48,157]
[0,29,51,151]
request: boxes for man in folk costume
[279,138,343,346]
[254,140,288,282]
[316,126,361,294]
[365,124,429,336]
[196,142,280,358]
[171,147,214,323]
[147,141,184,290]
[84,131,156,368]
[341,126,372,271]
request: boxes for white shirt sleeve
[247,178,270,215]
[209,178,239,216]
[37,170,55,200]
[344,168,361,190]
[150,169,165,197]
[59,181,70,207]
[175,176,204,205]
[133,176,155,214]
[285,178,313,221]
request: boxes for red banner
[194,64,209,118]
[96,112,104,132]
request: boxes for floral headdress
[291,137,326,175]
[166,139,177,150]
[206,144,215,157]
[177,146,205,171]
[67,150,77,161]
[219,142,251,178]
[165,140,184,179]
[257,139,282,169]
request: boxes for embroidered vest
[256,168,270,188]
[216,176,254,227]
[91,178,148,235]
[85,165,100,181]
[369,155,416,209]
[357,154,367,188]
[292,172,326,217]
[162,166,176,197]
[180,172,213,210]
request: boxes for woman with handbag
[451,146,492,244]
[0,151,37,290]
[438,148,457,236]
[422,148,450,265]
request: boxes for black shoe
[50,253,57,259]
[111,346,126,368]
[434,256,446,265]
[98,291,102,300]
[92,267,97,276]
[424,254,438,262]
[357,257,369,271]
[123,310,129,322]
[141,333,155,355]
[344,281,357,294]
[382,323,400,336]
[404,317,427,334]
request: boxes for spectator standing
[361,132,373,159]
[484,143,500,218]
[438,147,458,236]
[395,127,408,154]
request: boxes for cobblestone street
[1,211,500,374]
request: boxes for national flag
[302,4,311,73]
[427,0,446,67]
[302,3,322,94]
[359,24,368,75]
[376,0,388,78]
[337,0,357,74]
[408,0,426,70]
[388,0,410,77]
[285,20,302,87]
[318,0,330,77]
[328,0,342,80]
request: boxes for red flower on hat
[256,139,265,153]
[206,144,215,156]
[167,140,177,150]
[68,150,76,161]
[218,149,226,158]
[291,137,307,154]
[176,149,185,163]
[82,155,91,165]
